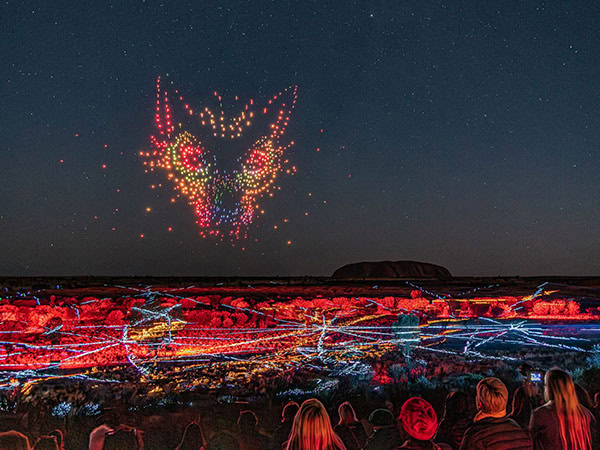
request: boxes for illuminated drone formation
[140,77,298,239]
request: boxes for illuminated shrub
[532,301,550,315]
[565,301,580,316]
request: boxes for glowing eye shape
[144,79,297,239]
[179,143,205,172]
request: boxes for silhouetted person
[103,429,141,450]
[47,430,64,450]
[176,423,203,450]
[510,386,536,430]
[0,431,30,450]
[206,431,240,450]
[530,369,596,450]
[575,383,594,411]
[237,409,270,450]
[271,402,300,450]
[334,401,368,450]
[437,392,471,449]
[32,436,58,450]
[460,377,532,450]
[365,408,403,450]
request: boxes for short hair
[369,408,394,427]
[476,377,508,414]
[238,410,258,431]
[282,401,300,422]
[0,431,30,450]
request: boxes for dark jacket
[236,429,270,450]
[460,416,532,450]
[530,402,597,450]
[270,422,293,450]
[365,425,404,450]
[335,422,368,450]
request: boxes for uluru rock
[331,260,452,279]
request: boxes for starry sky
[1,1,599,277]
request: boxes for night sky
[1,1,599,277]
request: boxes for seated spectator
[32,436,59,450]
[237,409,269,450]
[510,386,537,430]
[206,430,240,450]
[285,398,346,450]
[271,401,299,450]
[575,383,594,410]
[103,428,142,450]
[0,431,31,450]
[530,369,596,450]
[460,377,532,450]
[334,401,368,450]
[437,392,471,449]
[47,430,65,450]
[365,408,403,450]
[176,423,204,450]
[89,424,142,450]
[397,397,451,450]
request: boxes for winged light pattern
[141,77,298,239]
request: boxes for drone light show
[140,77,299,239]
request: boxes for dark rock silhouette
[332,260,452,279]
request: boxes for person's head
[47,430,64,450]
[476,377,508,415]
[32,436,58,450]
[282,401,300,423]
[176,423,203,450]
[286,398,345,450]
[103,429,140,450]
[519,363,532,378]
[399,397,438,442]
[337,401,358,426]
[545,369,592,449]
[237,410,258,433]
[368,408,394,429]
[0,431,30,450]
[443,391,468,418]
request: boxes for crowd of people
[0,367,597,449]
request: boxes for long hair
[337,401,358,426]
[286,398,346,450]
[545,369,592,450]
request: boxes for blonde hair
[545,369,592,450]
[286,399,346,450]
[476,377,508,414]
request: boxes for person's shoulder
[503,417,525,428]
[460,422,478,446]
[532,402,554,415]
